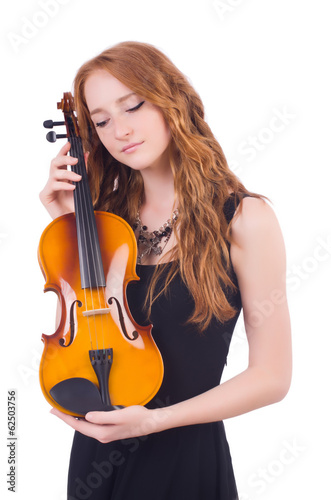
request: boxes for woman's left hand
[50,405,171,443]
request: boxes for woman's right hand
[39,142,82,220]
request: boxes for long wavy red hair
[73,41,260,331]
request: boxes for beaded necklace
[133,209,179,264]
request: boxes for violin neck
[69,137,106,289]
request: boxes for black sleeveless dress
[67,195,244,500]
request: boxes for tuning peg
[46,131,67,143]
[43,119,65,129]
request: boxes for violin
[38,92,163,417]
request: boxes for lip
[121,142,143,153]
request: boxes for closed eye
[95,119,109,128]
[127,101,145,112]
[95,101,145,127]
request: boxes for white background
[1,0,330,499]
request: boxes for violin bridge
[82,308,110,317]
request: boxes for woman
[40,41,292,500]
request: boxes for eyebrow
[90,92,136,116]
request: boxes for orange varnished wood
[38,211,164,417]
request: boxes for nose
[113,115,132,140]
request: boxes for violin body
[39,93,163,417]
[38,211,163,417]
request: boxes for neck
[140,164,175,214]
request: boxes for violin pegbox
[58,92,80,139]
[43,92,77,143]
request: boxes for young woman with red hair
[40,41,292,500]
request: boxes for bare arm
[51,197,292,442]
[154,197,292,427]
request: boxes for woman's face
[84,70,172,174]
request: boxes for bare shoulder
[231,197,280,242]
[230,196,286,275]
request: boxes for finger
[50,408,88,427]
[54,168,82,183]
[85,410,122,424]
[50,408,83,427]
[51,154,78,170]
[57,141,71,155]
[50,181,77,192]
[51,142,79,169]
[50,408,112,440]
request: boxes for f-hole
[108,296,138,341]
[59,299,83,347]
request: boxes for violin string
[80,168,107,352]
[76,139,106,351]
[71,137,106,352]
[70,138,95,350]
[71,138,96,344]
[78,160,105,293]
[76,149,101,351]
